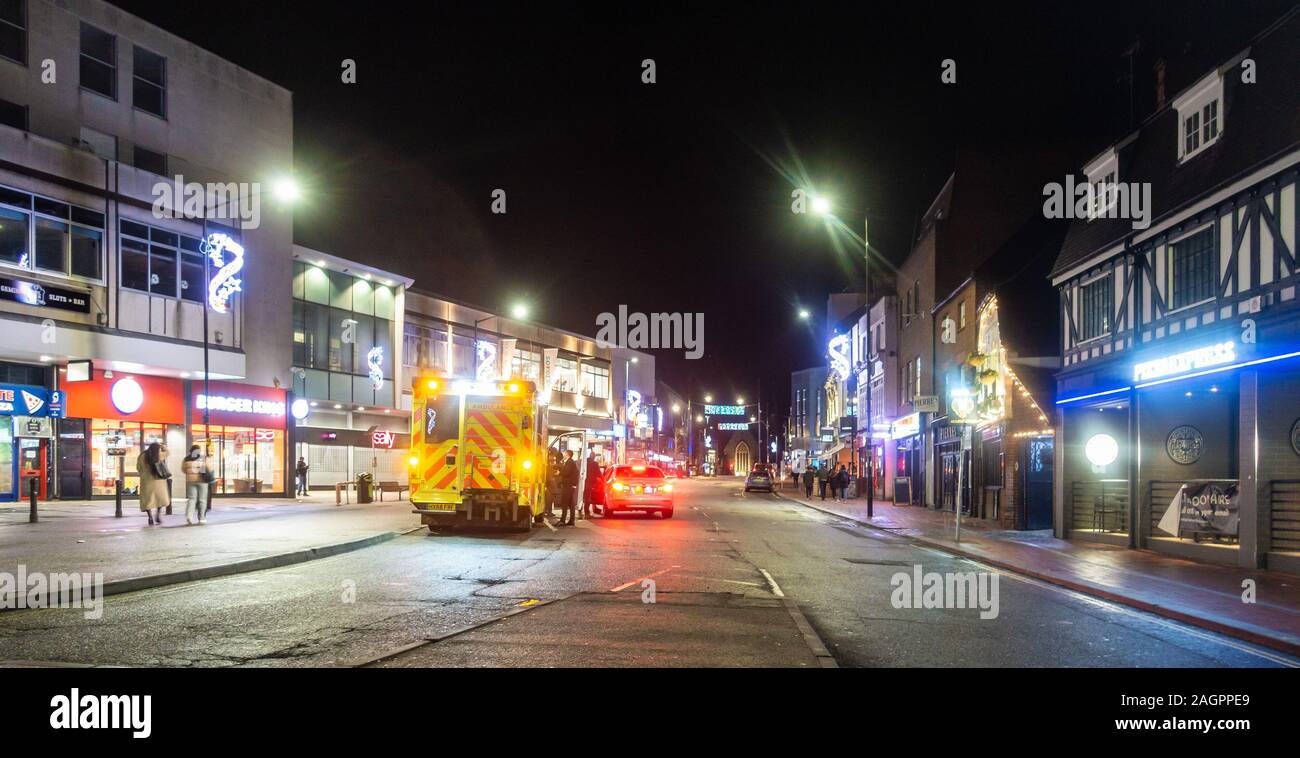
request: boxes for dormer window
[1082,148,1119,221]
[1173,71,1224,163]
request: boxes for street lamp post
[863,215,873,518]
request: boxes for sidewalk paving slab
[781,492,1300,657]
[0,495,419,600]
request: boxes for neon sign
[202,233,244,314]
[1133,340,1235,383]
[371,430,396,448]
[717,422,749,431]
[367,346,384,390]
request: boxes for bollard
[115,477,123,518]
[165,477,173,515]
[28,476,38,523]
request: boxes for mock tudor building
[1051,9,1300,573]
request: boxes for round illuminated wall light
[290,398,310,420]
[1085,433,1119,467]
[111,377,144,415]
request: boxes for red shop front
[60,371,186,499]
[190,380,288,495]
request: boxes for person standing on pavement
[582,451,602,519]
[835,464,850,501]
[817,464,830,500]
[295,457,310,496]
[544,450,562,519]
[802,466,814,498]
[137,442,170,525]
[182,445,209,525]
[559,449,580,526]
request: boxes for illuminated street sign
[703,404,744,415]
[717,422,749,431]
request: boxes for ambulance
[407,376,546,531]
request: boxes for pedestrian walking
[817,464,829,500]
[182,445,210,524]
[137,442,171,525]
[802,466,814,498]
[582,451,602,519]
[559,449,579,526]
[295,456,310,496]
[835,465,850,501]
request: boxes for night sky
[112,0,1296,413]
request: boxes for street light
[798,309,810,320]
[704,394,712,403]
[736,396,744,405]
[672,404,681,413]
[272,176,302,204]
[511,303,528,320]
[809,190,873,518]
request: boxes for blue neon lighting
[1133,347,1300,389]
[1055,386,1131,406]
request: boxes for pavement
[0,493,417,599]
[0,478,1293,668]
[780,487,1300,656]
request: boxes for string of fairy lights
[977,297,1054,439]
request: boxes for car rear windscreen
[614,466,665,478]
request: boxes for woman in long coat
[137,442,171,525]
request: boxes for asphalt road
[0,477,1294,668]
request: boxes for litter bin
[356,473,373,504]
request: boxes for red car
[602,464,674,518]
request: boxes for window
[1184,111,1201,155]
[581,363,609,399]
[903,358,915,406]
[133,145,167,176]
[1079,275,1112,342]
[959,300,967,329]
[132,45,165,118]
[0,185,104,279]
[0,0,25,65]
[553,358,578,393]
[79,23,116,99]
[119,220,205,299]
[0,96,25,131]
[1168,227,1215,310]
[511,348,540,381]
[1174,73,1224,162]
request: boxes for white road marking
[610,565,680,593]
[759,568,785,598]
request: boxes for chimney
[1154,58,1167,110]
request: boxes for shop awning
[818,443,846,459]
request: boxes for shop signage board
[0,384,61,417]
[105,431,132,456]
[0,276,91,312]
[65,372,185,423]
[912,395,939,413]
[1133,340,1236,384]
[1156,481,1239,538]
[717,422,749,431]
[192,380,287,428]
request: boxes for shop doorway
[939,446,971,514]
[1022,437,1054,530]
[57,419,88,500]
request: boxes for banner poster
[1157,481,1239,537]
